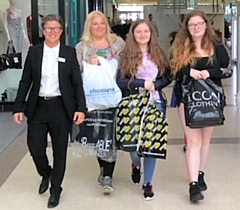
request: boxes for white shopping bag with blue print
[82,56,122,111]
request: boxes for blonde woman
[169,10,229,202]
[75,11,125,194]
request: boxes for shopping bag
[5,41,22,69]
[75,108,117,162]
[182,76,225,128]
[0,54,10,71]
[116,91,150,152]
[137,102,168,159]
[82,56,122,111]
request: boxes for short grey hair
[41,14,63,29]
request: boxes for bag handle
[7,41,16,54]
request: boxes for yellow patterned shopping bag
[137,102,168,159]
[116,91,150,152]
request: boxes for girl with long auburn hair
[117,19,172,200]
[169,10,230,202]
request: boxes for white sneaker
[102,176,113,194]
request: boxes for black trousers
[27,97,72,195]
[97,158,116,177]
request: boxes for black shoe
[131,164,141,184]
[39,171,52,194]
[142,182,155,200]
[189,182,204,202]
[47,194,60,208]
[198,171,207,191]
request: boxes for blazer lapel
[36,44,44,84]
[58,44,65,82]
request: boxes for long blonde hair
[169,10,218,76]
[81,11,118,45]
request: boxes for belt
[38,96,61,100]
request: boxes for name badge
[58,57,66,63]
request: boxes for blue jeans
[154,100,166,116]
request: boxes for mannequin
[0,15,8,54]
[3,0,28,53]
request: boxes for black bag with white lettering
[75,108,117,162]
[181,76,225,128]
[5,41,22,69]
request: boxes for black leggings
[97,158,116,178]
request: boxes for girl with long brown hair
[117,19,171,200]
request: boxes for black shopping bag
[182,76,225,128]
[76,108,115,146]
[5,41,22,69]
[116,91,150,152]
[137,102,168,159]
[75,108,117,162]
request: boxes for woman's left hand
[200,70,210,80]
[89,55,99,65]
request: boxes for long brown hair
[119,19,168,81]
[169,10,218,76]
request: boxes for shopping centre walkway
[0,67,239,210]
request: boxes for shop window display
[1,0,29,71]
[3,0,28,53]
[0,0,30,105]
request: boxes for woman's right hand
[13,113,23,125]
[190,68,202,80]
[89,55,99,65]
[144,81,155,92]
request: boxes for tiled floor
[0,73,240,210]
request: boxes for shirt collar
[44,42,60,53]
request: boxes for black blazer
[13,43,86,119]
